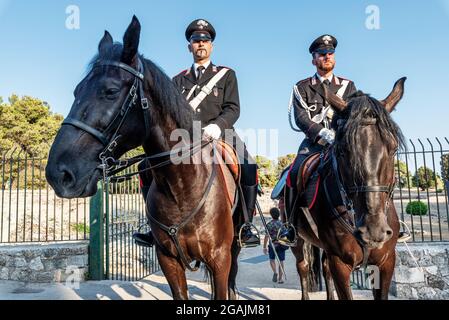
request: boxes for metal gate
[89,166,160,281]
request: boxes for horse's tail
[303,242,322,292]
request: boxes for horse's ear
[121,15,141,65]
[98,31,113,56]
[380,77,407,113]
[323,83,348,112]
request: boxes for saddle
[297,152,321,193]
[215,140,240,182]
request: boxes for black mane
[88,43,194,132]
[334,91,406,179]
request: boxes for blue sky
[1,0,449,158]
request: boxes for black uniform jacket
[173,63,240,133]
[293,74,357,142]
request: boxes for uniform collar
[196,62,218,85]
[193,60,211,73]
[184,61,219,85]
[310,73,342,96]
[315,73,334,83]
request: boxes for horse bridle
[334,118,396,206]
[61,57,216,271]
[325,118,396,269]
[62,58,152,169]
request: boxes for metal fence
[0,150,89,243]
[102,170,160,281]
[1,138,449,246]
[394,138,449,242]
[350,137,449,290]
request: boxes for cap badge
[197,20,209,29]
[322,35,332,45]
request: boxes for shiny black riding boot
[132,231,154,247]
[240,184,261,247]
[133,183,155,248]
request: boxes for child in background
[263,207,289,284]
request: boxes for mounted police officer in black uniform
[276,34,358,245]
[133,19,260,248]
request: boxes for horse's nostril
[60,168,76,188]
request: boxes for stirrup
[238,222,261,248]
[397,220,412,243]
[277,222,298,247]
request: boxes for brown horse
[287,78,406,300]
[46,16,243,300]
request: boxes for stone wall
[0,241,88,283]
[391,242,449,299]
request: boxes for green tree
[255,155,277,188]
[0,95,64,189]
[0,95,63,157]
[441,154,449,182]
[395,159,413,188]
[414,166,437,191]
[276,154,296,177]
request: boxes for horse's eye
[105,88,120,96]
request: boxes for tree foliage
[0,95,63,189]
[276,154,296,178]
[255,155,277,188]
[0,94,63,157]
[441,154,449,182]
[395,159,413,188]
[414,166,439,191]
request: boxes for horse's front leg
[373,251,396,300]
[156,248,189,300]
[327,254,353,300]
[208,246,232,300]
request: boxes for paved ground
[0,242,394,300]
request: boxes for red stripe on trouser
[139,176,143,189]
[308,176,321,210]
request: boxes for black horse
[46,16,247,300]
[287,78,406,300]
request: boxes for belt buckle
[141,98,149,110]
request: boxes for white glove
[203,124,222,140]
[318,128,335,145]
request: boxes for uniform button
[196,108,201,113]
